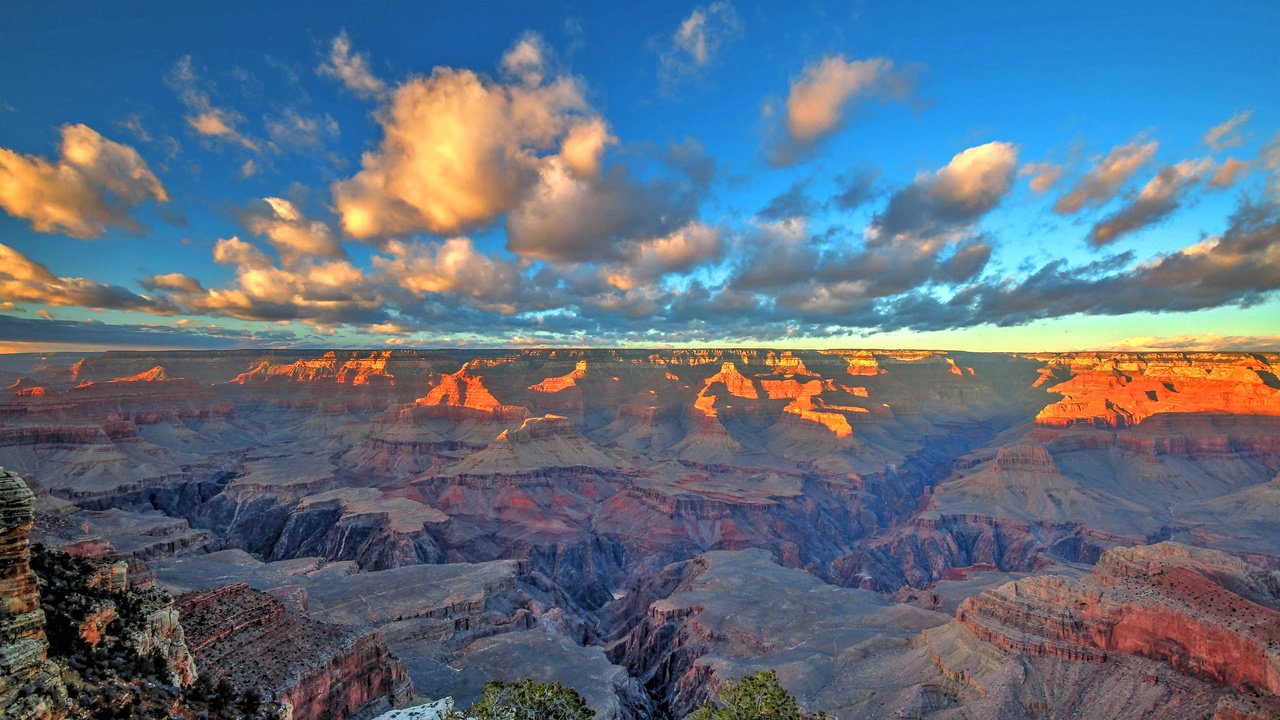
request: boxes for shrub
[684,670,827,720]
[466,678,593,720]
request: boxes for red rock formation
[415,364,522,417]
[176,583,410,720]
[825,350,886,376]
[228,351,395,385]
[1036,353,1280,427]
[701,361,759,399]
[958,542,1280,696]
[108,365,169,383]
[529,360,589,393]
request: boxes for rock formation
[958,542,1280,696]
[176,583,411,720]
[0,469,67,720]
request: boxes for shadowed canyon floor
[2,349,1280,719]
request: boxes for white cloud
[659,3,742,87]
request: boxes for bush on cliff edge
[684,670,827,720]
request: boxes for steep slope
[0,469,68,720]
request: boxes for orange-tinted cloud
[873,141,1019,238]
[1020,161,1065,193]
[168,55,260,151]
[242,197,345,264]
[331,35,600,239]
[1204,110,1251,151]
[764,54,912,166]
[0,243,173,311]
[0,124,168,238]
[317,30,387,100]
[1053,138,1158,214]
[1208,157,1250,188]
[1087,158,1211,246]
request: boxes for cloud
[264,108,339,151]
[173,236,380,323]
[241,197,345,264]
[501,33,550,86]
[0,124,168,238]
[1087,158,1211,246]
[372,237,525,312]
[0,314,296,350]
[828,168,880,210]
[1020,161,1065,193]
[768,55,911,165]
[1262,133,1280,202]
[726,144,1016,314]
[168,55,260,152]
[1204,110,1251,151]
[659,3,742,88]
[317,30,387,99]
[1208,157,1250,188]
[1108,332,1280,352]
[600,222,724,290]
[758,180,817,220]
[873,141,1019,237]
[958,199,1280,327]
[332,35,602,239]
[142,272,204,293]
[1053,137,1158,214]
[559,117,616,180]
[504,157,702,263]
[0,243,175,312]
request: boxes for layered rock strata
[176,583,411,720]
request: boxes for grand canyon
[3,2,1278,718]
[2,348,1278,719]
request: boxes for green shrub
[684,670,827,720]
[466,678,593,720]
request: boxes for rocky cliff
[958,542,1280,697]
[0,469,67,720]
[176,583,411,720]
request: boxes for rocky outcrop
[228,351,396,386]
[529,360,589,393]
[441,414,629,477]
[0,469,67,719]
[269,488,446,570]
[958,542,1280,696]
[176,583,411,720]
[1036,353,1280,427]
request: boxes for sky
[1,1,1279,353]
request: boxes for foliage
[683,670,827,720]
[465,678,594,720]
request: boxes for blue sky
[1,1,1278,352]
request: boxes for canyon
[1,348,1278,718]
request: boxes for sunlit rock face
[1033,352,1280,427]
[2,349,1280,719]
